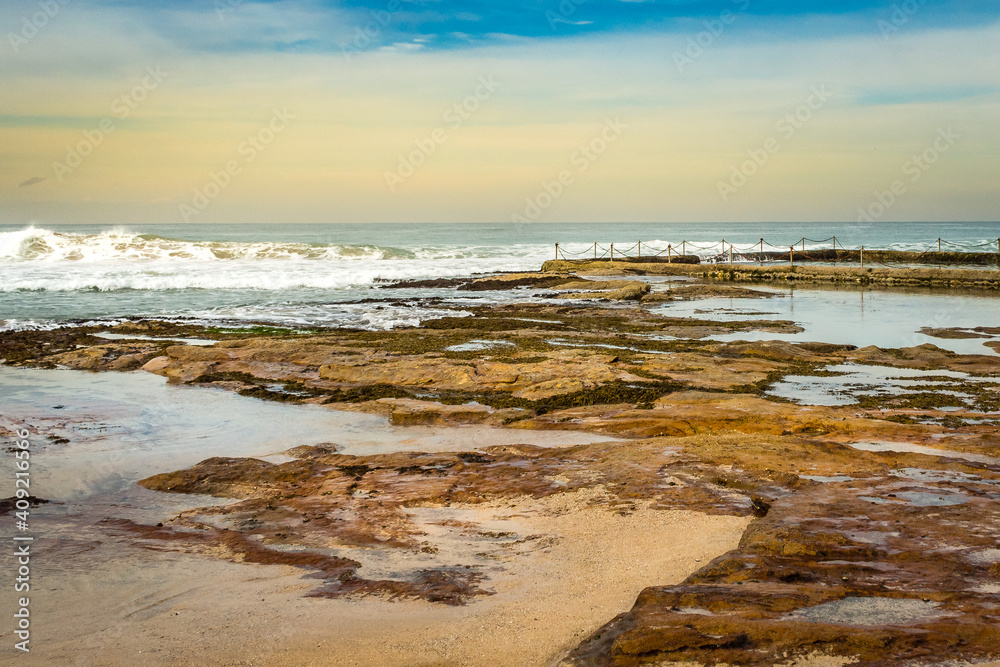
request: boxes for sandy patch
[4,488,749,666]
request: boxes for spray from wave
[0,226,417,263]
[4,226,989,294]
[0,225,554,292]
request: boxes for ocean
[1,221,998,331]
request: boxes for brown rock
[513,379,588,400]
[556,282,651,301]
[642,284,779,302]
[44,343,166,371]
[377,398,505,426]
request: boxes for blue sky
[70,0,1000,53]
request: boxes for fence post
[638,241,642,258]
[667,244,672,261]
[729,244,734,264]
[801,237,806,251]
[682,240,686,256]
[555,243,559,261]
[611,243,615,262]
[996,238,999,270]
[789,246,794,267]
[938,237,942,252]
[593,242,597,260]
[860,245,865,268]
[833,236,837,266]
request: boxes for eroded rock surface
[564,465,1000,666]
[4,290,1000,666]
[642,284,779,302]
[385,272,652,300]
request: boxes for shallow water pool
[0,366,616,502]
[652,287,1000,355]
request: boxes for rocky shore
[4,267,1000,666]
[542,260,1000,290]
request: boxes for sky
[1,0,998,224]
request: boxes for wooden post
[610,243,614,262]
[860,245,865,268]
[593,242,597,260]
[833,236,837,266]
[721,239,725,263]
[789,246,794,266]
[801,237,806,251]
[996,238,999,270]
[938,237,942,252]
[729,244,734,264]
[637,241,641,258]
[667,244,672,261]
[555,243,559,260]
[682,240,686,256]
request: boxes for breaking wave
[0,226,415,263]
[0,226,550,293]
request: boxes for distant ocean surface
[1,222,998,331]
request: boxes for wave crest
[0,226,414,263]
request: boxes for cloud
[1,2,997,224]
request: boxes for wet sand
[6,490,748,666]
[0,365,737,666]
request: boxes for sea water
[2,221,998,331]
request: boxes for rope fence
[552,236,1000,270]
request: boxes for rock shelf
[4,274,1000,666]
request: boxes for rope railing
[553,236,1000,269]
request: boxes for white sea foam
[177,302,474,331]
[0,227,563,331]
[0,226,416,263]
[1,227,985,277]
[0,226,553,293]
[3,224,997,333]
[2,262,470,292]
